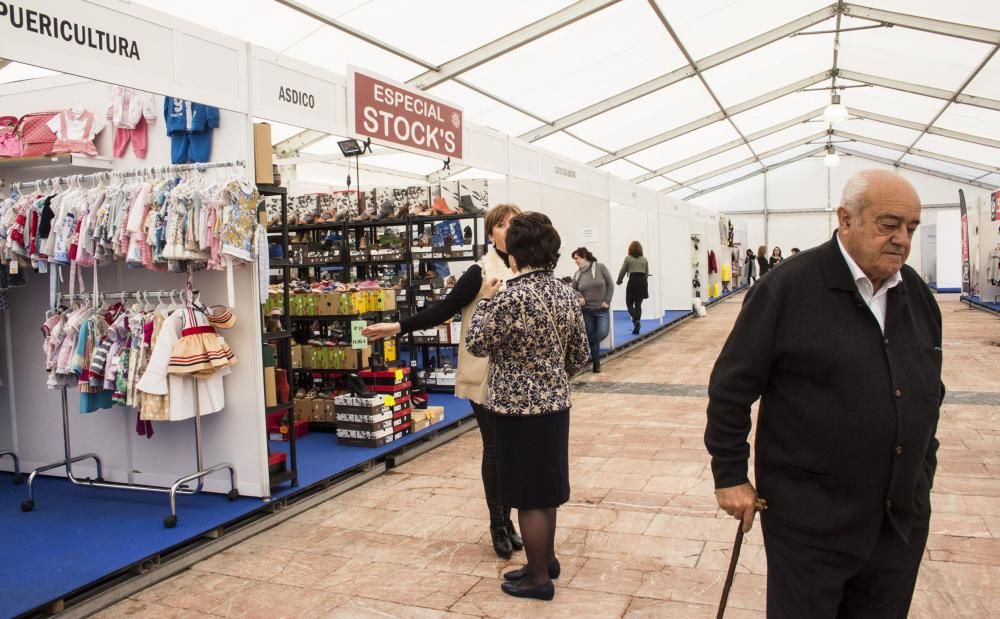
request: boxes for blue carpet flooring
[963,295,1000,312]
[0,394,470,618]
[611,311,664,348]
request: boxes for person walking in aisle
[361,203,525,559]
[705,169,942,618]
[572,247,614,372]
[465,212,590,601]
[756,245,770,278]
[617,241,649,335]
[744,248,757,285]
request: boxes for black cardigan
[706,233,942,557]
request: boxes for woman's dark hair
[628,241,643,258]
[506,212,560,270]
[571,247,597,263]
[746,249,755,258]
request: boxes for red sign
[348,66,463,160]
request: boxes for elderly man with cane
[706,170,943,618]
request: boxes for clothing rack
[10,159,246,193]
[22,285,239,528]
[1,450,23,484]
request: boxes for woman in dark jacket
[769,246,783,269]
[466,212,590,601]
[757,245,770,277]
[744,248,757,285]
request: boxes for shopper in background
[756,245,770,278]
[361,203,525,560]
[465,212,590,601]
[769,246,783,269]
[790,247,801,256]
[706,169,941,617]
[744,248,757,285]
[617,241,650,335]
[572,247,614,372]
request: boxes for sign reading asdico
[349,66,463,160]
[0,1,140,60]
[278,86,314,109]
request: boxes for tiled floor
[97,294,1000,618]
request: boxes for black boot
[489,504,513,558]
[592,359,601,373]
[504,507,523,550]
[632,319,640,334]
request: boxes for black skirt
[493,409,570,510]
[626,271,648,301]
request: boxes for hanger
[154,291,168,312]
[168,290,179,310]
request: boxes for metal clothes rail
[22,286,239,528]
[10,159,247,193]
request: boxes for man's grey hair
[840,172,870,215]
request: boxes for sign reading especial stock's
[348,66,463,160]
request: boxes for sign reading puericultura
[0,2,140,59]
[348,65,463,160]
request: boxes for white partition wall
[921,225,938,284]
[0,5,271,496]
[936,210,962,291]
[659,203,694,312]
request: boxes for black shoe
[503,508,523,551]
[632,320,640,335]
[490,525,513,559]
[592,360,601,373]
[501,577,554,601]
[504,559,561,581]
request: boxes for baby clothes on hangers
[164,98,219,164]
[107,86,156,159]
[47,109,104,157]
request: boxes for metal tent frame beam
[517,5,838,142]
[838,69,1000,112]
[842,3,1000,45]
[645,0,765,175]
[683,146,826,200]
[631,108,825,183]
[836,146,999,190]
[661,131,828,192]
[408,0,623,90]
[832,130,1000,175]
[846,108,1000,150]
[591,71,832,169]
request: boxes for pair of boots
[489,504,523,559]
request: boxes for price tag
[351,320,367,350]
[384,395,396,406]
[8,260,18,275]
[394,369,404,382]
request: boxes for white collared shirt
[837,235,902,333]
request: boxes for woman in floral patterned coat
[465,211,590,601]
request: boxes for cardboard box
[312,399,327,422]
[318,292,337,316]
[426,406,445,424]
[294,398,313,422]
[412,418,431,432]
[253,123,274,185]
[270,419,308,441]
[410,408,428,422]
[324,399,336,422]
[263,367,277,407]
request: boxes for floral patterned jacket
[465,269,590,415]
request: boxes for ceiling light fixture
[822,93,848,124]
[823,145,840,167]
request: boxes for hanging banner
[991,189,999,222]
[348,65,463,160]
[960,189,970,295]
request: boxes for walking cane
[716,497,767,619]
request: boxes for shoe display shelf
[259,184,298,490]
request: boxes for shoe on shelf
[432,196,456,216]
[377,200,396,220]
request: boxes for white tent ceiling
[5,0,998,196]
